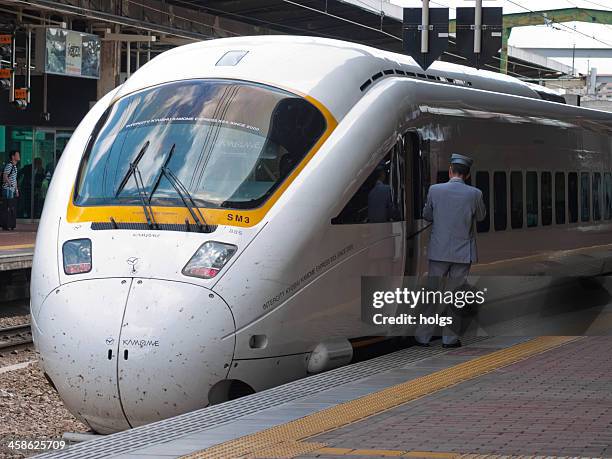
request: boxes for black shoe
[442,341,462,349]
[412,338,430,347]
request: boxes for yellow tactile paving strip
[0,243,34,250]
[182,336,578,459]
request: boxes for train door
[389,136,408,275]
[402,133,428,276]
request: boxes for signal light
[0,35,12,64]
[13,88,27,109]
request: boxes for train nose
[33,278,235,433]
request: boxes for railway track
[0,323,33,352]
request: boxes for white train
[31,36,612,433]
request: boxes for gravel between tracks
[0,314,30,329]
[0,359,88,458]
[0,349,36,369]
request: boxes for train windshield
[75,79,327,209]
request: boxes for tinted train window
[75,79,327,210]
[332,145,405,224]
[475,171,490,233]
[605,173,612,220]
[526,172,538,227]
[493,171,507,231]
[510,171,523,229]
[555,172,565,224]
[581,172,590,222]
[541,172,552,226]
[568,172,578,223]
[593,172,602,221]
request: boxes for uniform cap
[450,153,473,168]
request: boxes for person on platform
[2,150,20,231]
[415,153,486,348]
[2,150,20,200]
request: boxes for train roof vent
[359,79,373,91]
[215,50,249,66]
[358,68,473,93]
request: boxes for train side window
[555,172,565,224]
[526,171,538,227]
[593,172,602,221]
[581,172,590,222]
[510,171,523,229]
[541,172,552,226]
[332,147,404,225]
[568,172,578,223]
[475,171,490,233]
[493,171,507,231]
[605,173,612,220]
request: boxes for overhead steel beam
[520,48,612,59]
[508,45,574,76]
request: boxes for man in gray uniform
[416,153,486,348]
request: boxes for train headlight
[182,241,237,279]
[62,239,92,275]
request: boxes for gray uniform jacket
[422,177,487,264]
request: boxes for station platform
[0,222,36,271]
[37,335,612,459]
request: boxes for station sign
[35,28,100,79]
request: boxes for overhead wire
[5,0,574,82]
[575,0,612,11]
[565,0,612,33]
[504,0,612,47]
[126,0,242,38]
[278,0,402,40]
[167,0,358,41]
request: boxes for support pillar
[97,37,119,100]
[499,26,511,74]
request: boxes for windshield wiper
[114,140,158,229]
[116,140,149,196]
[150,144,212,233]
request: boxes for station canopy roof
[169,0,568,80]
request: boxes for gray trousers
[415,260,471,345]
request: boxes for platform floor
[36,335,612,459]
[0,221,36,271]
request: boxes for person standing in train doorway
[415,153,486,348]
